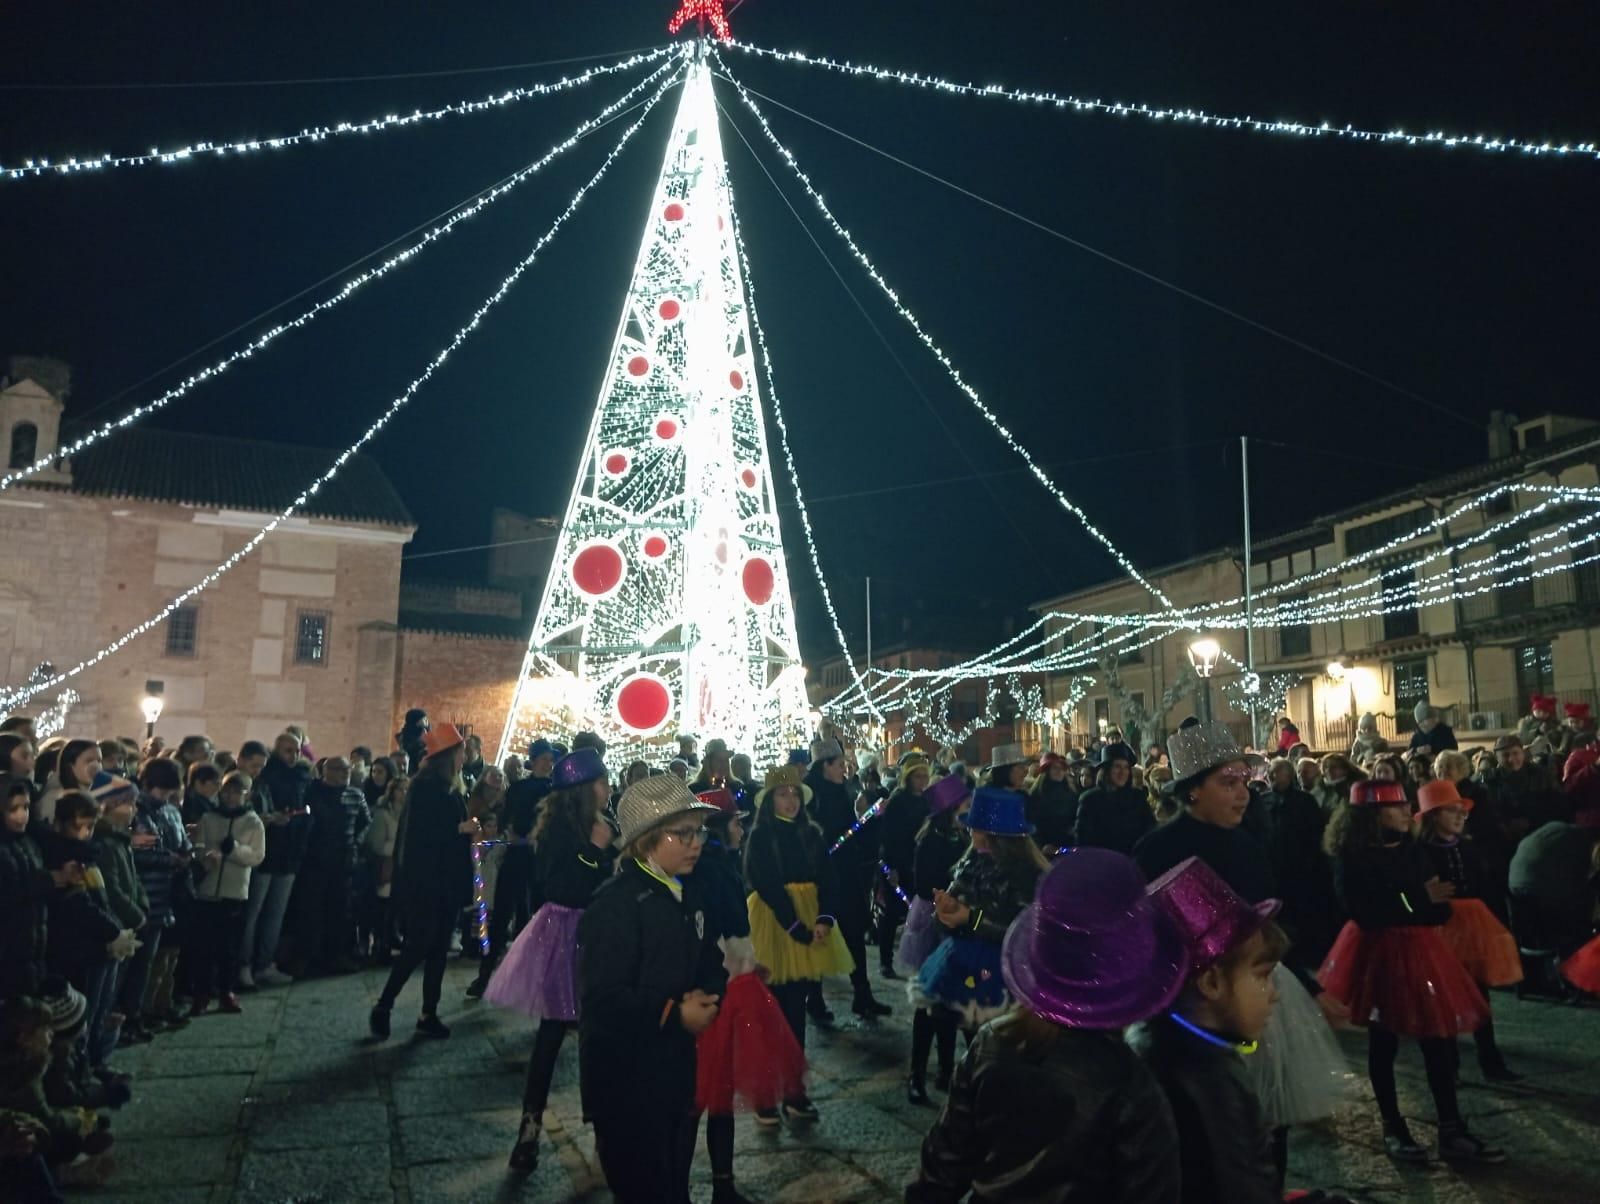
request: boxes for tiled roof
[66,427,414,527]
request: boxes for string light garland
[1224,672,1303,724]
[1,46,675,180]
[0,65,683,712]
[0,58,681,494]
[724,40,1600,163]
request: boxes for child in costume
[691,788,805,1204]
[912,788,1048,1049]
[896,773,971,1104]
[485,748,615,1173]
[577,776,725,1204]
[1320,779,1504,1164]
[743,764,852,1124]
[908,848,1188,1202]
[1415,778,1523,1082]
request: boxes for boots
[852,988,892,1019]
[508,1112,541,1172]
[711,1177,754,1204]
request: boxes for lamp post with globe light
[141,681,165,739]
[1187,637,1221,724]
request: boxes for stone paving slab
[67,956,1600,1202]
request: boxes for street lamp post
[141,680,165,739]
[1188,637,1221,724]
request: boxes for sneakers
[236,967,257,992]
[753,1107,780,1128]
[1383,1122,1428,1163]
[415,1014,452,1040]
[465,975,488,1000]
[508,1113,541,1172]
[852,994,892,1019]
[217,993,243,1014]
[781,1095,819,1122]
[805,998,835,1027]
[256,966,290,987]
[369,1006,392,1040]
[1438,1124,1506,1164]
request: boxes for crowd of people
[2,691,1597,1202]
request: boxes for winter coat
[907,1016,1181,1203]
[940,847,1042,944]
[1408,723,1458,753]
[532,819,615,910]
[93,821,147,932]
[130,793,191,926]
[1420,833,1506,922]
[365,803,402,899]
[910,820,966,901]
[301,781,371,868]
[743,812,839,931]
[1333,835,1450,931]
[1477,762,1569,840]
[1074,784,1156,857]
[1310,776,1351,817]
[0,1043,89,1163]
[36,829,120,989]
[503,775,553,840]
[180,788,215,826]
[1245,788,1339,967]
[694,836,751,943]
[1135,812,1276,907]
[257,755,314,875]
[878,788,929,882]
[390,771,473,920]
[1507,822,1598,932]
[577,858,727,1127]
[1136,1015,1279,1204]
[1027,776,1080,850]
[1275,725,1301,754]
[1517,715,1570,758]
[193,804,267,902]
[1349,732,1388,763]
[807,770,875,921]
[0,825,53,1000]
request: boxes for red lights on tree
[667,0,733,42]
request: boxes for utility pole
[1241,436,1259,749]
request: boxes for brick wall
[392,629,524,750]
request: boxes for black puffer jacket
[577,858,727,1127]
[0,824,52,1000]
[908,1015,1180,1203]
[1136,1015,1279,1204]
[302,780,371,868]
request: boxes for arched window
[8,422,37,469]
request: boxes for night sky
[3,2,1597,662]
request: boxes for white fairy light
[0,66,683,712]
[0,57,681,494]
[2,47,675,180]
[498,57,812,767]
[724,40,1599,163]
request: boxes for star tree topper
[668,0,733,42]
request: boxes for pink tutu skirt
[895,896,942,976]
[483,902,582,1021]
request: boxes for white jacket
[194,806,266,902]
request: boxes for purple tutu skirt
[895,897,942,976]
[483,902,582,1021]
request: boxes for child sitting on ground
[0,990,115,1189]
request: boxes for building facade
[1032,413,1600,753]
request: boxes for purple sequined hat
[1001,848,1188,1029]
[923,773,971,816]
[551,747,607,790]
[1145,856,1280,971]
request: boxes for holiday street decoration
[1224,672,1304,725]
[498,53,810,765]
[668,0,733,42]
[23,664,78,740]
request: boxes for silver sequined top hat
[616,774,718,847]
[1167,719,1247,784]
[987,742,1027,771]
[809,737,844,766]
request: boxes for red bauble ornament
[626,354,650,378]
[728,369,744,391]
[570,542,625,598]
[642,533,668,559]
[742,556,776,607]
[738,467,758,490]
[615,674,673,734]
[654,415,680,442]
[658,298,681,321]
[603,451,630,477]
[663,201,686,223]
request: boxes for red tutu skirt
[1318,922,1489,1038]
[695,972,807,1115]
[1562,935,1600,994]
[1439,898,1522,987]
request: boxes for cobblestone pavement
[85,958,1598,1203]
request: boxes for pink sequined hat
[1145,856,1280,971]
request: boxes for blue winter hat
[552,748,607,790]
[786,748,810,768]
[527,738,555,761]
[960,787,1035,836]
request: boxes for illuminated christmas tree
[498,51,811,763]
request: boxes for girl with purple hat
[911,788,1048,1053]
[485,747,616,1173]
[897,772,971,1104]
[909,848,1188,1202]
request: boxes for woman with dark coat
[1026,753,1080,853]
[876,757,930,977]
[578,776,725,1204]
[1246,757,1340,970]
[369,724,475,1041]
[805,741,890,1018]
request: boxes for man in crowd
[289,756,370,977]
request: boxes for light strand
[725,40,1599,163]
[0,57,680,494]
[2,47,674,180]
[0,65,683,710]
